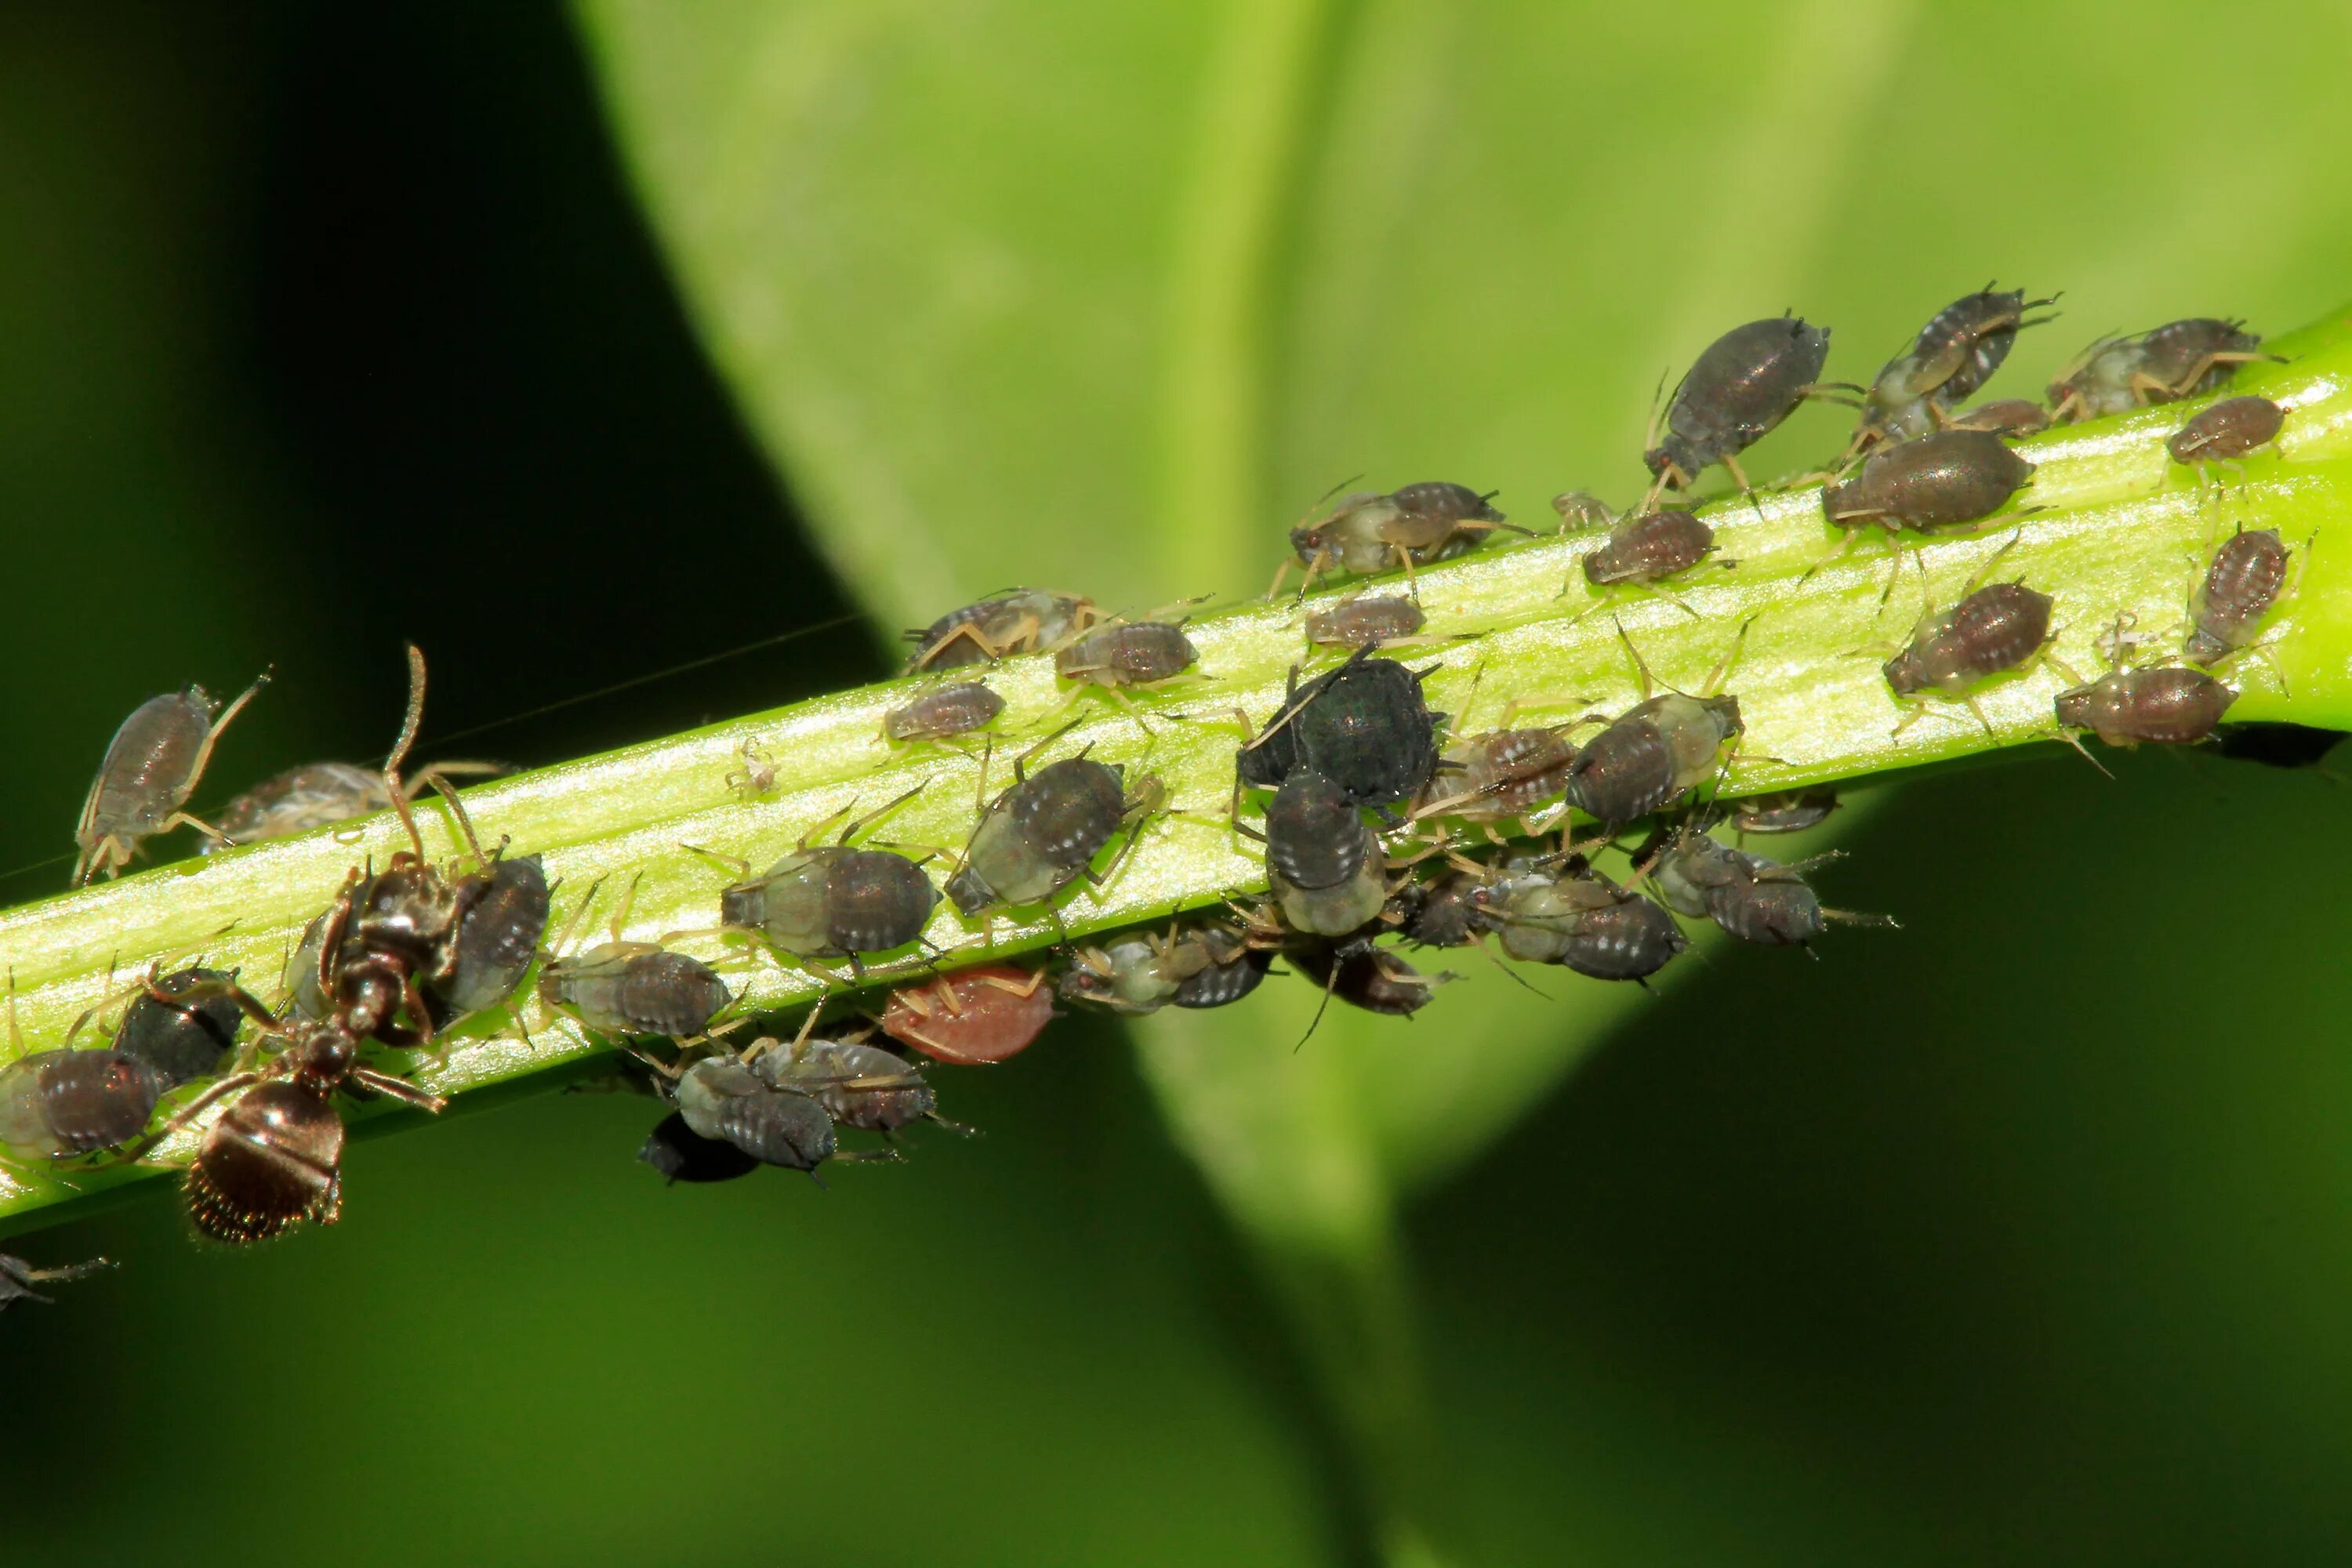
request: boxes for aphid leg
[1719,452,1766,518]
[1633,581,1701,619]
[834,782,928,846]
[1798,524,1875,587]
[2046,724,2117,780]
[681,843,755,881]
[1697,617,1755,698]
[1010,719,1086,784]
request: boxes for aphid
[1882,559,2054,733]
[1282,482,1513,593]
[539,947,730,1040]
[758,1036,954,1138]
[883,681,1005,746]
[1261,769,1388,937]
[1486,858,1686,982]
[1054,619,1199,691]
[423,853,551,1025]
[2053,664,2235,748]
[1390,866,1491,949]
[1305,593,1426,648]
[905,588,1100,671]
[1853,285,2056,448]
[1822,429,2035,539]
[113,965,243,1089]
[1059,921,1264,1014]
[880,964,1054,1064]
[205,757,508,852]
[2168,394,2286,481]
[0,1253,112,1311]
[726,740,779,795]
[1236,644,1445,811]
[713,795,940,971]
[2211,722,2344,770]
[946,745,1161,916]
[1728,787,1839,837]
[74,675,268,883]
[1944,399,2051,438]
[0,1048,165,1159]
[1550,492,1616,532]
[1563,627,1745,828]
[1415,727,1576,828]
[1645,828,1893,950]
[2047,318,2270,423]
[638,1111,759,1185]
[1645,316,1840,495]
[1577,509,1719,604]
[1286,939,1444,1017]
[669,1055,845,1175]
[2184,526,2292,668]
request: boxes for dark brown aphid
[206,757,508,852]
[1854,285,2056,447]
[2168,394,2286,479]
[1286,939,1445,1017]
[1282,482,1512,593]
[1944,399,2051,438]
[539,948,731,1040]
[1579,509,1718,594]
[0,1048,165,1158]
[1645,317,1838,495]
[1822,430,2034,536]
[2185,527,2291,667]
[1486,858,1686,982]
[883,681,1005,746]
[2048,319,2270,423]
[670,1056,855,1176]
[880,964,1053,1065]
[1646,829,1893,950]
[1059,921,1264,1014]
[1883,576,2054,731]
[1564,627,1745,828]
[715,796,941,967]
[0,1253,113,1310]
[1416,727,1576,826]
[2054,665,2235,747]
[74,676,268,883]
[946,747,1161,915]
[114,966,243,1090]
[1729,788,1839,837]
[638,1112,760,1185]
[905,589,1100,671]
[1236,644,1445,811]
[760,1036,952,1138]
[1054,620,1199,689]
[423,853,551,1025]
[1261,769,1386,937]
[1305,593,1426,648]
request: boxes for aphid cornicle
[74,675,269,883]
[1853,285,2056,448]
[205,757,508,852]
[2185,527,2291,668]
[638,1112,759,1185]
[0,1252,113,1310]
[1645,317,1838,495]
[1882,576,2055,731]
[1486,858,1686,982]
[2053,665,2235,747]
[1821,430,2035,536]
[1579,509,1718,593]
[714,797,941,968]
[1261,770,1388,937]
[0,1049,165,1159]
[1305,593,1426,648]
[1287,938,1444,1018]
[946,749,1160,916]
[883,681,1005,746]
[1646,829,1893,950]
[1944,398,2051,438]
[2168,394,2286,480]
[904,588,1099,671]
[880,964,1054,1064]
[1237,644,1445,811]
[2047,318,2270,423]
[112,965,245,1090]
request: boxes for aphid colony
[0,281,2305,1305]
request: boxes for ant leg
[347,1068,448,1114]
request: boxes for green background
[6,3,2352,1563]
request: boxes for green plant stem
[4,305,2351,1234]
